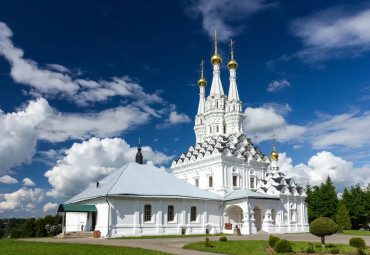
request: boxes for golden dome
[228,59,238,69]
[211,53,222,65]
[198,77,207,87]
[270,150,278,160]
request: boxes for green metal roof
[58,204,97,212]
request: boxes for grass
[0,239,171,255]
[184,240,369,254]
[336,230,370,236]
[114,233,230,239]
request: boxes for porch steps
[54,231,94,239]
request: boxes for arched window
[233,175,237,187]
[216,126,219,132]
[191,206,197,221]
[195,178,199,187]
[144,204,151,222]
[200,119,202,125]
[167,205,174,222]
[216,102,218,108]
[209,176,213,188]
[210,127,212,133]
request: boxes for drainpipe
[105,195,111,237]
[219,200,224,233]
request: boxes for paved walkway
[22,233,370,255]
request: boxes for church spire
[136,138,143,164]
[209,30,224,98]
[197,60,206,114]
[270,133,279,173]
[227,39,239,101]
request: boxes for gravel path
[22,233,370,255]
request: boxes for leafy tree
[22,218,36,237]
[9,228,21,238]
[53,214,62,226]
[310,217,338,247]
[44,215,54,226]
[305,177,338,222]
[342,184,370,229]
[336,204,351,230]
[35,218,47,237]
[0,228,4,238]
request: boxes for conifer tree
[336,204,352,230]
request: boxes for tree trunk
[321,236,325,248]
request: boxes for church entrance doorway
[253,206,263,232]
[227,205,243,229]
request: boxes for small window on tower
[250,177,255,188]
[200,119,203,124]
[210,127,212,133]
[233,176,237,187]
[216,126,219,132]
[224,125,226,134]
[209,176,213,188]
[195,178,199,187]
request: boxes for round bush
[310,217,338,237]
[10,228,21,238]
[268,235,280,248]
[219,236,227,242]
[349,237,366,249]
[275,239,292,253]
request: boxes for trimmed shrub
[357,248,366,255]
[205,238,213,247]
[268,235,280,248]
[219,236,227,242]
[306,243,315,253]
[10,228,21,238]
[349,237,366,249]
[310,217,338,247]
[330,248,339,254]
[274,239,292,253]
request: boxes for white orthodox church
[59,35,309,237]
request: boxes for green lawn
[336,230,370,236]
[115,233,230,239]
[0,239,171,255]
[184,240,369,255]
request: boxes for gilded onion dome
[198,60,207,87]
[228,39,238,69]
[211,30,222,65]
[270,133,278,160]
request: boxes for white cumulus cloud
[45,137,173,198]
[0,175,18,184]
[0,188,44,213]
[267,79,291,92]
[43,202,58,212]
[156,111,191,129]
[278,151,370,191]
[243,106,305,143]
[22,178,36,186]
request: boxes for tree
[35,218,47,237]
[0,228,4,238]
[305,176,338,222]
[310,217,338,247]
[22,218,36,237]
[342,184,370,229]
[9,228,21,238]
[336,204,352,230]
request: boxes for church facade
[60,35,309,237]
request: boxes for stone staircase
[54,231,94,239]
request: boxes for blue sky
[0,0,369,218]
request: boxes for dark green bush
[306,243,315,253]
[10,228,21,238]
[268,235,280,248]
[330,248,339,254]
[219,236,227,242]
[274,239,292,253]
[357,248,366,255]
[349,237,366,249]
[22,218,36,237]
[0,228,4,238]
[205,238,213,247]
